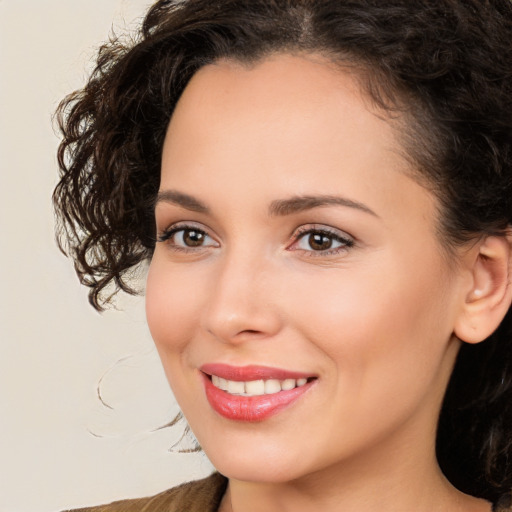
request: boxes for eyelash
[156,223,354,256]
[157,223,217,253]
[290,225,354,257]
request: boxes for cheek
[285,252,454,382]
[282,257,457,453]
[145,256,202,357]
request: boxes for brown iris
[182,229,205,247]
[308,233,333,251]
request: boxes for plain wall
[0,2,213,511]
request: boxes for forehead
[164,54,406,176]
[176,53,368,120]
[167,53,394,141]
[160,53,436,232]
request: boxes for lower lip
[202,374,314,422]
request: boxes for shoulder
[64,472,228,512]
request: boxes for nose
[200,249,282,344]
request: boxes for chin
[212,457,305,484]
[196,430,313,483]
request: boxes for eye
[157,224,219,251]
[289,226,354,256]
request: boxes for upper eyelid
[157,222,216,244]
[157,221,354,246]
[158,220,211,236]
[287,225,355,255]
[292,224,354,241]
[157,225,220,252]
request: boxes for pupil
[184,230,204,247]
[309,233,332,250]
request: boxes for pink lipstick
[200,364,316,422]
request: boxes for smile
[200,364,316,421]
[211,375,308,396]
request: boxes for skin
[146,53,495,511]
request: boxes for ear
[454,234,512,344]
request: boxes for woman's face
[146,54,467,482]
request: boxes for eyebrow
[155,189,378,218]
[155,190,209,213]
[269,195,378,218]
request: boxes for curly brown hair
[53,0,512,506]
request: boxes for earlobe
[454,234,512,344]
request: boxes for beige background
[0,1,212,511]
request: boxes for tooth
[228,380,245,394]
[281,378,296,391]
[214,376,309,395]
[264,379,282,394]
[245,380,265,395]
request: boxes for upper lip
[200,363,316,381]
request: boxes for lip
[200,364,316,422]
[200,363,314,381]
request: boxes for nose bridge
[201,243,281,342]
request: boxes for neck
[219,427,491,512]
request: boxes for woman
[54,0,512,510]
